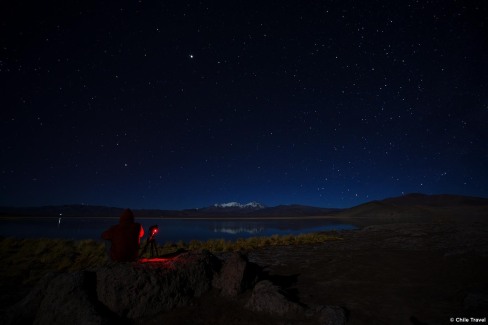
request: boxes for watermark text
[450,317,486,323]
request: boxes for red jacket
[102,209,144,262]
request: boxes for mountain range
[0,193,487,220]
[0,201,340,218]
[213,202,265,209]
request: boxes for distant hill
[249,205,342,217]
[213,202,265,209]
[182,201,267,217]
[1,194,486,220]
[0,205,172,218]
[381,193,488,207]
[0,205,124,218]
[336,193,488,224]
[0,202,341,218]
[178,203,341,218]
[336,200,432,219]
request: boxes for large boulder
[3,250,349,324]
[245,280,303,316]
[212,251,258,297]
[1,251,221,324]
[315,305,347,325]
[96,250,220,319]
[34,271,115,325]
[1,272,60,325]
[2,271,117,325]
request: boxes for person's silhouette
[101,208,144,262]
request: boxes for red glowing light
[139,257,171,263]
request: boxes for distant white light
[189,54,194,59]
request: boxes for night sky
[1,1,487,210]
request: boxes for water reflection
[214,227,264,235]
[0,217,357,242]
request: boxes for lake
[0,217,357,243]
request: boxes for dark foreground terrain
[2,193,488,325]
[2,221,487,325]
[249,222,488,324]
[142,222,487,325]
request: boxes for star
[1,0,486,209]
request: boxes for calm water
[0,217,356,242]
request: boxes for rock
[1,272,59,325]
[96,250,220,319]
[212,251,257,297]
[35,271,115,325]
[316,305,347,325]
[245,280,303,316]
[2,251,221,323]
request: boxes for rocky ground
[2,221,488,324]
[132,222,488,325]
[248,222,488,325]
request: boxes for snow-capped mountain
[213,202,265,209]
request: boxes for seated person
[102,208,144,262]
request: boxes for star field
[1,0,487,209]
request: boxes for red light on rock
[139,257,171,263]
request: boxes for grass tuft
[0,237,108,286]
[1,232,341,286]
[148,232,341,255]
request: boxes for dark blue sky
[1,0,487,209]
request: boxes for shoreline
[0,215,343,220]
[2,221,487,324]
[2,220,488,324]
